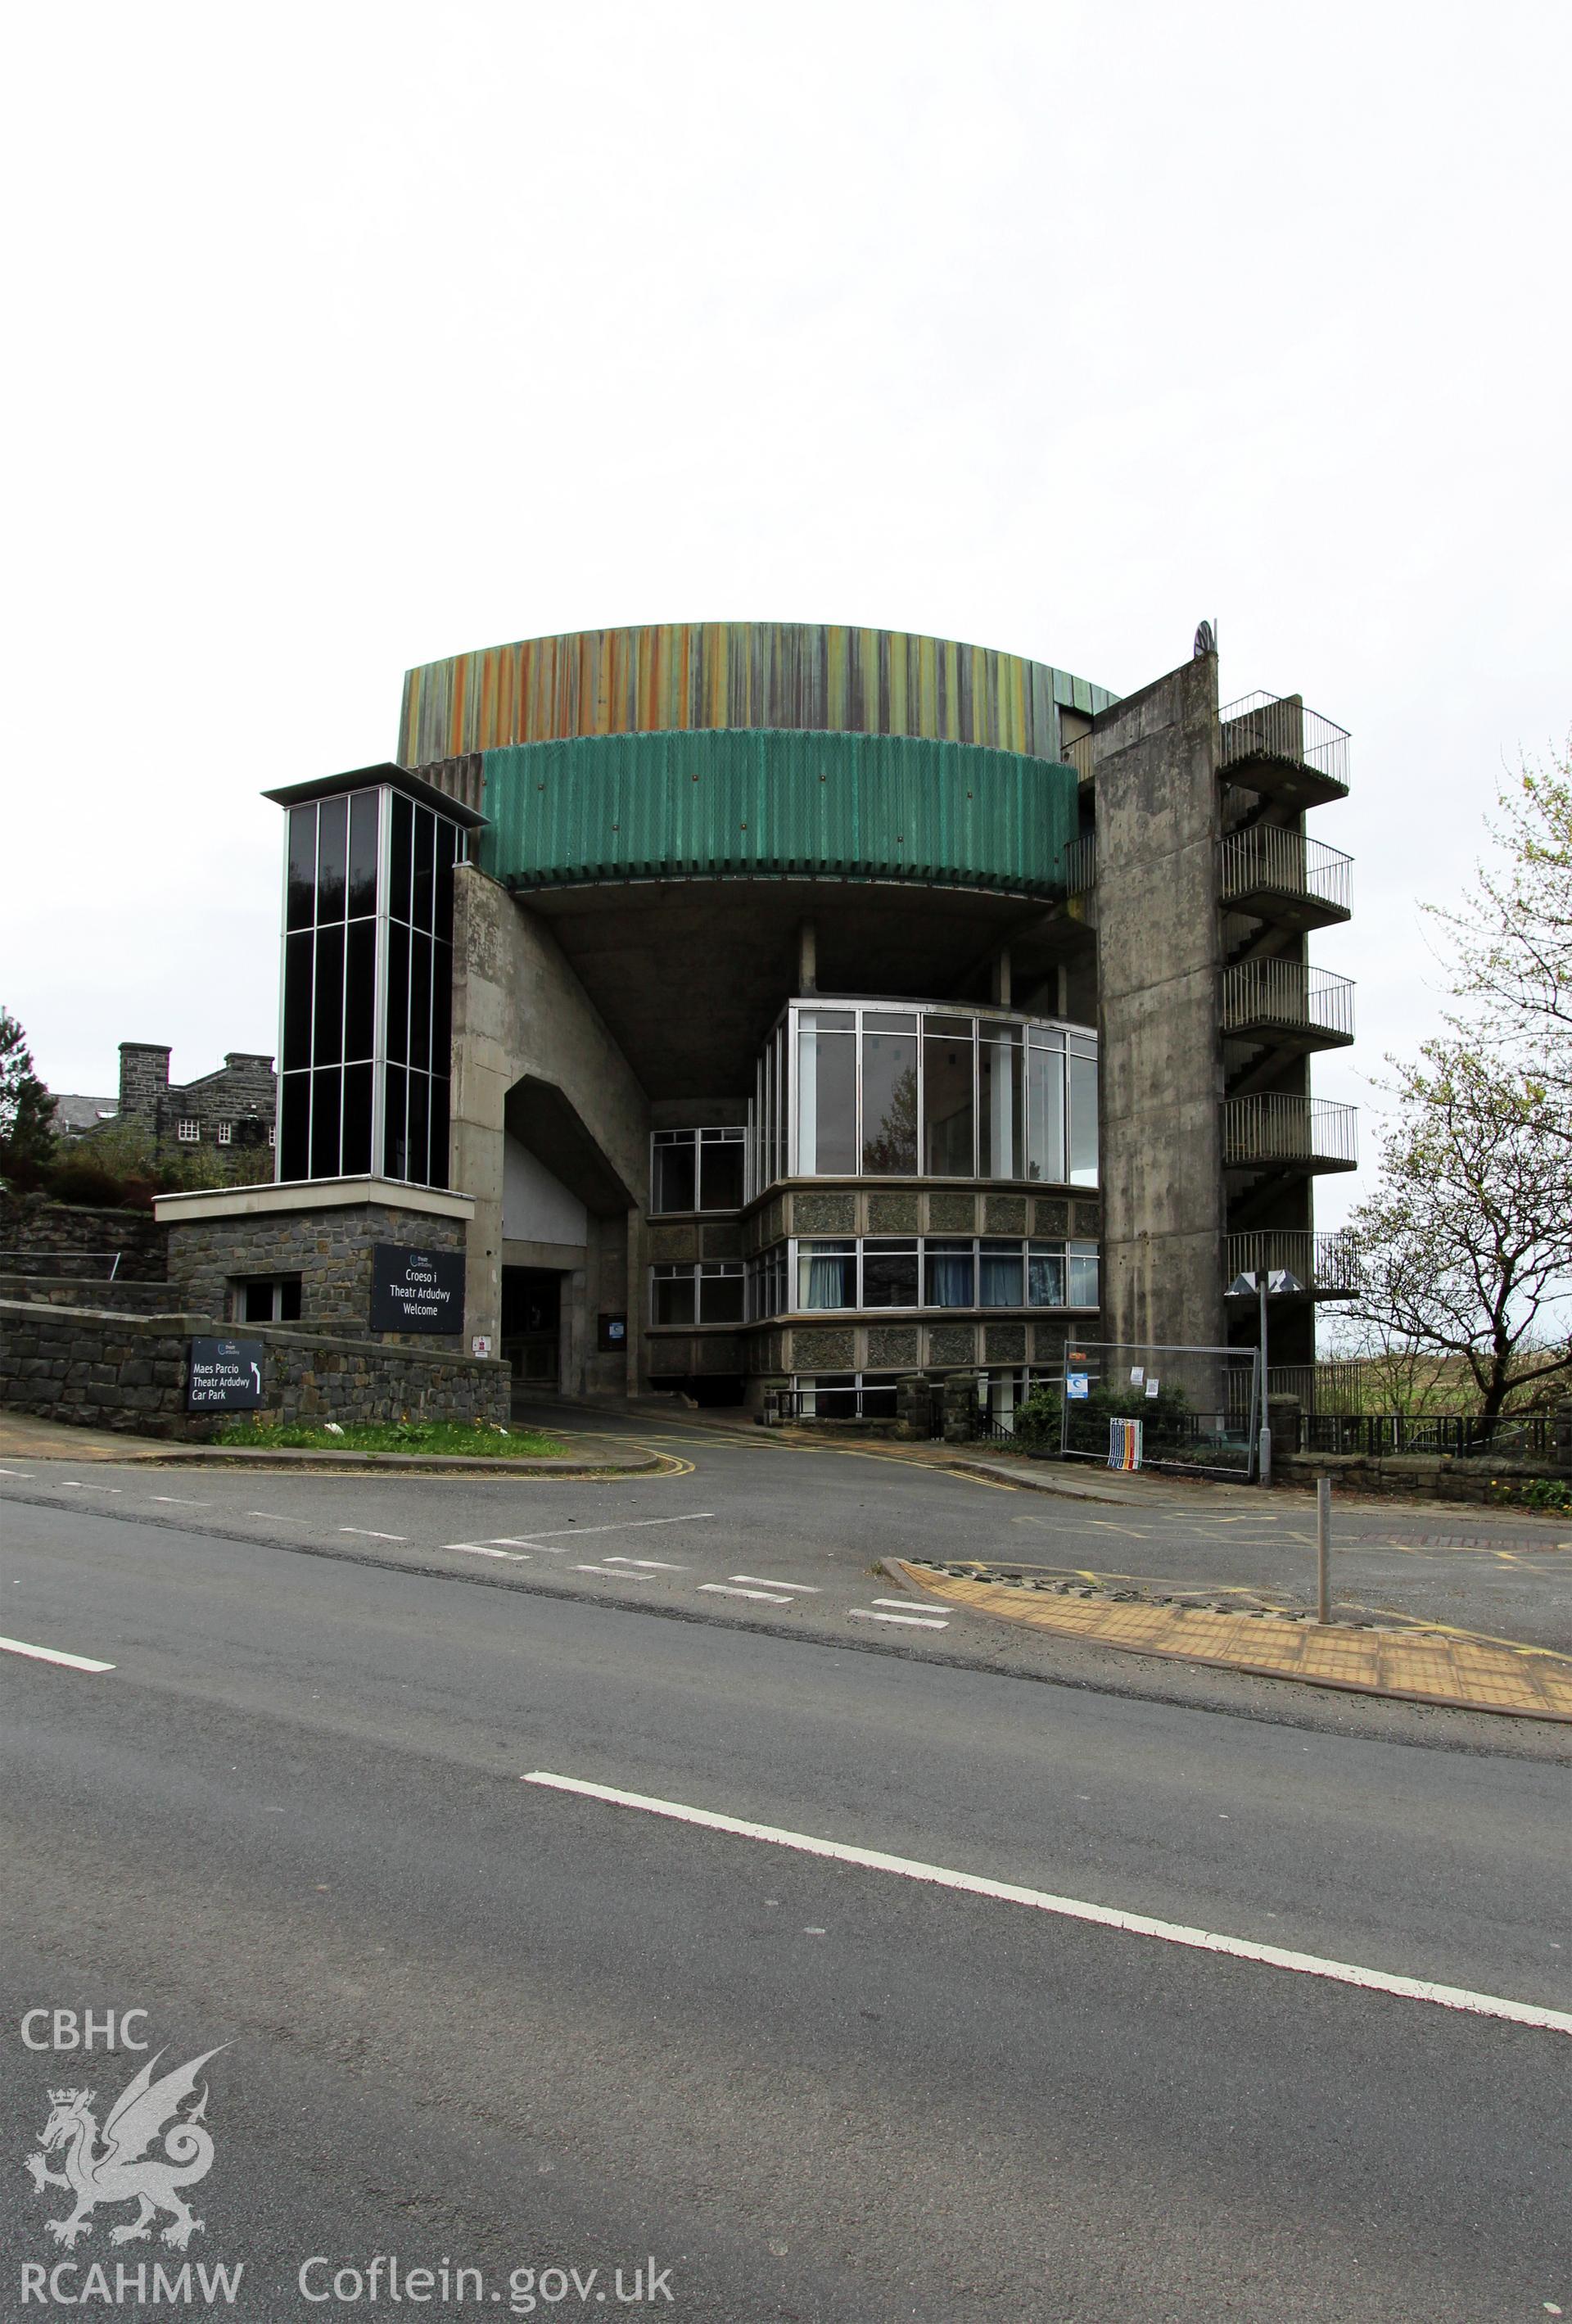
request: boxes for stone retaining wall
[0,1193,168,1281]
[0,1300,508,1439]
[0,1275,179,1314]
[1275,1449,1570,1503]
[165,1203,467,1345]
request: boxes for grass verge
[214,1419,566,1458]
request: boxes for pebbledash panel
[277,784,467,1187]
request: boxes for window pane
[1069,1051,1099,1185]
[862,1244,919,1307]
[312,923,345,1068]
[923,1029,974,1175]
[407,1071,431,1187]
[978,1241,1023,1306]
[316,797,347,924]
[653,1137,697,1213]
[797,1025,856,1174]
[653,1271,696,1327]
[1068,1241,1100,1305]
[802,1372,856,1417]
[412,808,436,933]
[389,792,413,926]
[434,816,458,944]
[348,790,380,918]
[242,1280,274,1324]
[861,1029,918,1173]
[700,1137,744,1210]
[287,806,316,932]
[279,1278,303,1323]
[409,931,432,1073]
[344,920,376,1062]
[309,1068,341,1178]
[282,930,314,1073]
[383,1064,408,1179]
[699,1268,745,1323]
[341,1061,373,1175]
[1027,1044,1066,1183]
[924,1240,974,1307]
[386,920,409,1065]
[978,1033,1023,1178]
[431,941,453,1076]
[279,1072,309,1181]
[859,1376,900,1418]
[1028,1244,1066,1306]
[427,1078,450,1190]
[797,1241,856,1309]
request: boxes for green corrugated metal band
[475,729,1079,898]
[399,621,1117,766]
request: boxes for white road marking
[246,1510,310,1521]
[524,1773,1572,2039]
[500,1512,715,1543]
[0,1468,34,1477]
[730,1574,821,1592]
[445,1543,530,1560]
[698,1583,796,1604]
[61,1481,121,1492]
[848,1607,949,1630]
[0,1634,115,1674]
[151,1496,210,1506]
[484,1538,569,1553]
[871,1596,941,1612]
[338,1527,407,1541]
[602,1557,687,1569]
[576,1562,657,1578]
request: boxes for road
[1,1440,1568,2321]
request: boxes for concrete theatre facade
[156,622,1357,1419]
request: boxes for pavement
[2,1472,1570,2321]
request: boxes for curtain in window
[1028,1250,1066,1307]
[806,1255,853,1309]
[978,1249,1023,1307]
[927,1251,975,1307]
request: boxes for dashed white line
[499,1513,715,1543]
[338,1527,407,1541]
[246,1511,310,1521]
[871,1596,941,1613]
[848,1607,948,1630]
[445,1543,530,1561]
[0,1468,34,1478]
[522,1772,1572,2039]
[485,1538,567,1553]
[698,1583,797,1605]
[602,1557,687,1570]
[61,1481,121,1492]
[151,1496,210,1507]
[730,1575,821,1593]
[0,1634,115,1674]
[575,1562,658,1578]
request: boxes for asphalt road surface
[1,1442,1568,2322]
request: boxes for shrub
[44,1158,126,1209]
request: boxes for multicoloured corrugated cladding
[399,622,1114,767]
[472,729,1078,899]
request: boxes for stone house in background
[52,1044,278,1182]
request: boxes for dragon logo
[25,2048,224,2250]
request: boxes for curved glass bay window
[750,1001,1097,1195]
[757,1236,1100,1318]
[276,777,468,1188]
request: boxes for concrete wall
[449,866,650,1394]
[1092,654,1226,1354]
[160,1184,472,1347]
[0,1300,508,1438]
[503,1137,589,1246]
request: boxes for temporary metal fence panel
[1057,1339,1262,1481]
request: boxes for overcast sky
[5,0,1568,1227]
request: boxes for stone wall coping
[0,1300,502,1376]
[154,1177,476,1224]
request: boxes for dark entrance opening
[501,1267,562,1390]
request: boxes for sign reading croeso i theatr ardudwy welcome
[369,1244,465,1335]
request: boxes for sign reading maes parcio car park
[369,1243,466,1334]
[187,1337,265,1411]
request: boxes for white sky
[5,0,1568,1228]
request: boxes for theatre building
[156,621,1357,1417]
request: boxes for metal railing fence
[1220,828,1353,916]
[0,1248,123,1281]
[1299,1411,1567,1465]
[1222,1095,1359,1169]
[1222,961,1355,1041]
[1219,692,1351,791]
[1225,1231,1362,1298]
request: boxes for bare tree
[1428,736,1572,1119]
[1346,1039,1572,1421]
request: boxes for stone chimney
[118,1042,172,1130]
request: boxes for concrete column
[625,1209,644,1396]
[1092,653,1226,1354]
[797,920,818,996]
[989,947,1012,1007]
